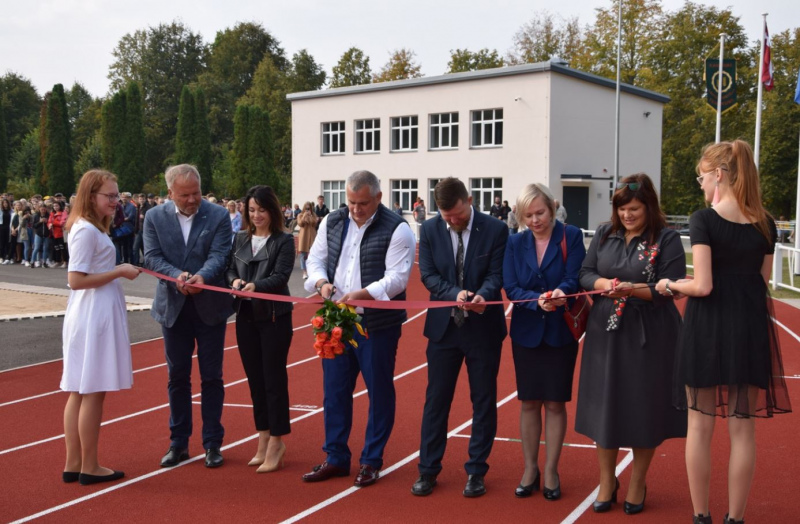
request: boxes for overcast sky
[2,1,798,98]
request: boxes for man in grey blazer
[144,164,233,469]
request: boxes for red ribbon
[140,268,607,310]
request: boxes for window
[428,178,442,213]
[471,109,503,147]
[429,112,459,150]
[470,178,503,212]
[390,116,418,151]
[355,119,380,153]
[391,180,418,212]
[322,122,345,155]
[322,180,346,210]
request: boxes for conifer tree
[0,98,8,191]
[175,85,213,192]
[43,84,74,195]
[230,104,250,198]
[123,82,146,191]
[246,104,273,190]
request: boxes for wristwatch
[665,281,674,296]
[315,281,329,295]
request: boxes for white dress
[60,219,132,393]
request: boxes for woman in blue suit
[503,183,586,500]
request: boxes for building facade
[287,60,669,231]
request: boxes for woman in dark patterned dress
[576,173,687,515]
[656,140,791,524]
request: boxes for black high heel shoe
[542,473,561,501]
[515,471,540,498]
[592,477,619,513]
[624,485,646,515]
[693,514,712,524]
[723,513,744,524]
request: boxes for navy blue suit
[144,200,233,450]
[503,221,585,348]
[417,209,508,477]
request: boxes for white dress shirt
[174,205,196,245]
[304,210,416,305]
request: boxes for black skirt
[513,340,579,402]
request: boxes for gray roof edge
[286,60,669,105]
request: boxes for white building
[287,59,669,231]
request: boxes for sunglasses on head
[616,182,640,191]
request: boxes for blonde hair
[67,170,117,232]
[698,139,771,240]
[515,183,556,225]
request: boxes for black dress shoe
[463,474,486,498]
[302,461,350,482]
[723,513,744,524]
[543,474,561,501]
[354,464,380,487]
[204,448,224,468]
[624,485,646,515]
[160,446,189,468]
[79,470,124,485]
[411,474,438,496]
[592,477,619,513]
[515,471,540,498]
[693,514,712,524]
[62,471,80,483]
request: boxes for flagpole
[755,13,768,167]
[716,33,726,143]
[795,125,800,274]
[613,0,623,186]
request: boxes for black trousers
[418,318,502,477]
[235,302,293,436]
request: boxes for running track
[0,263,798,523]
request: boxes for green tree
[74,132,103,177]
[507,12,582,65]
[175,85,213,191]
[66,82,101,164]
[0,72,41,153]
[43,84,75,195]
[374,49,423,83]
[0,98,7,191]
[7,128,40,185]
[175,86,197,165]
[123,82,147,190]
[330,47,372,88]
[230,103,250,198]
[101,82,146,191]
[230,104,275,198]
[447,48,504,73]
[289,50,327,92]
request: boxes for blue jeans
[321,324,401,470]
[22,238,31,261]
[161,298,227,450]
[32,235,45,263]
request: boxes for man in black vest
[411,177,508,498]
[302,170,416,488]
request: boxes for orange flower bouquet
[311,300,368,359]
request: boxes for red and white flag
[762,24,774,91]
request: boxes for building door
[562,186,589,230]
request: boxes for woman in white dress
[61,170,141,486]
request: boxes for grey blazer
[143,200,233,328]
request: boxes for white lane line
[772,316,800,345]
[0,323,317,408]
[9,334,431,523]
[449,434,628,451]
[560,450,634,524]
[279,391,519,524]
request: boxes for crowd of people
[54,138,790,524]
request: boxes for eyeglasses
[616,182,640,191]
[96,192,121,202]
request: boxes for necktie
[454,230,465,327]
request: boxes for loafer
[411,474,438,496]
[79,470,124,485]
[160,446,189,468]
[353,464,380,487]
[62,471,80,483]
[463,474,486,498]
[302,461,350,482]
[204,448,224,468]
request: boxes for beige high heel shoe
[257,441,286,473]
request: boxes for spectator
[296,202,317,280]
[120,193,137,263]
[501,200,511,221]
[32,203,50,267]
[393,201,404,217]
[133,193,153,266]
[9,201,22,263]
[227,200,242,237]
[48,201,68,268]
[507,204,519,234]
[490,196,504,220]
[19,205,32,266]
[0,199,10,263]
[554,199,568,223]
[413,199,426,224]
[314,195,329,228]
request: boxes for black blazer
[419,208,509,346]
[225,231,294,321]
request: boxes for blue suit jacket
[503,221,586,348]
[143,200,233,328]
[419,209,508,346]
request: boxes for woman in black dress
[576,173,687,515]
[656,140,791,524]
[226,185,295,473]
[503,184,586,500]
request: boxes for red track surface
[1,263,798,523]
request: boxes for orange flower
[331,326,343,340]
[333,342,345,355]
[311,316,324,329]
[315,332,328,343]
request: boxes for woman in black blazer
[226,185,295,473]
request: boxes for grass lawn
[684,252,800,299]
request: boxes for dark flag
[705,58,737,113]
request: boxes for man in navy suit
[144,164,233,469]
[412,178,509,498]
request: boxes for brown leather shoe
[353,464,380,487]
[302,461,350,482]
